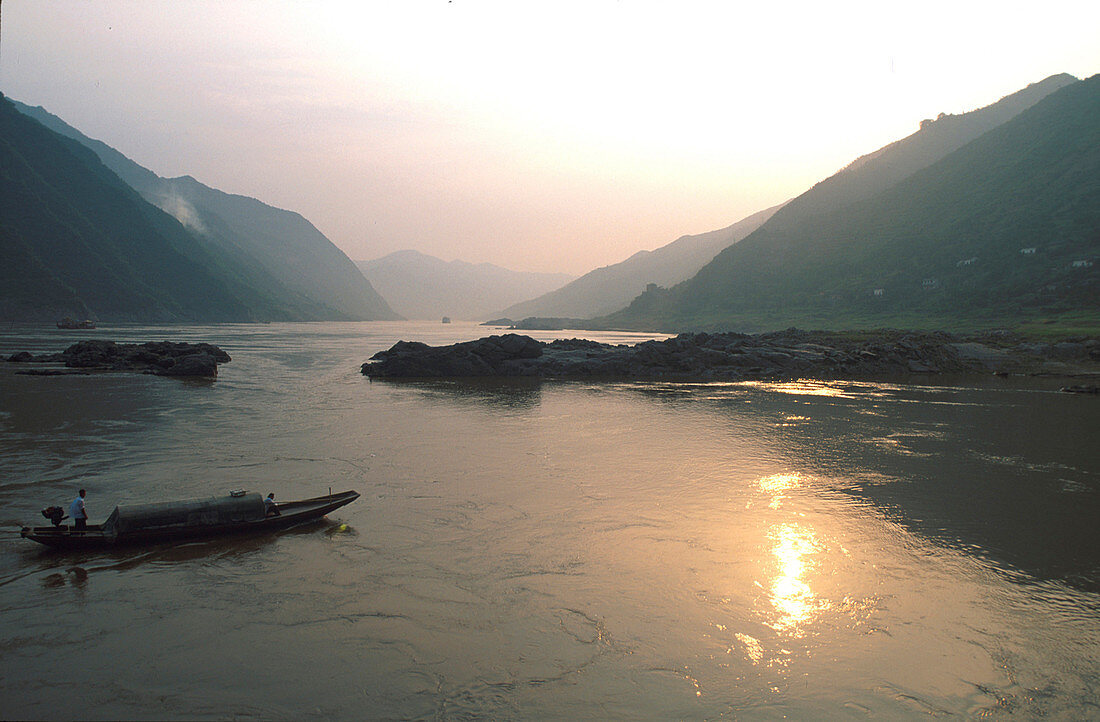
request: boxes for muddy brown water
[1,322,1097,719]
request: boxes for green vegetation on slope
[12,100,400,321]
[601,75,1099,333]
[0,94,259,322]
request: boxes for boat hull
[21,491,359,550]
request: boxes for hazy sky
[3,1,1099,275]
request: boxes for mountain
[767,73,1078,228]
[496,204,782,321]
[356,250,574,320]
[12,101,399,322]
[600,74,1099,332]
[1,93,270,322]
[502,74,1077,325]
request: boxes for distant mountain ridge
[357,250,574,320]
[600,74,1099,332]
[11,100,399,322]
[497,203,783,320]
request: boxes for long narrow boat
[20,490,359,550]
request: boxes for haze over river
[1,322,1098,720]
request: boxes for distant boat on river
[56,317,96,330]
[20,490,359,550]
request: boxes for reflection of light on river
[753,472,829,636]
[757,472,800,509]
[757,472,801,495]
[741,380,857,398]
[768,523,825,635]
[734,632,765,664]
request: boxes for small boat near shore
[20,490,359,550]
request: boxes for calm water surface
[0,322,1097,719]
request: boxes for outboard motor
[41,506,66,527]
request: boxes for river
[1,321,1097,720]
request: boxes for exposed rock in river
[363,330,1100,381]
[6,340,231,378]
[366,335,543,377]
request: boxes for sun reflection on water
[767,523,826,635]
[741,380,858,398]
[757,472,801,509]
[756,472,802,495]
[752,472,831,637]
[734,632,765,664]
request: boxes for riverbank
[363,329,1100,382]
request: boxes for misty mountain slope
[357,250,574,320]
[13,101,400,321]
[0,93,267,322]
[497,203,782,320]
[601,75,1100,332]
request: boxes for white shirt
[70,496,86,520]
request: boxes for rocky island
[6,340,231,378]
[363,330,1100,383]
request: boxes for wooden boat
[20,490,359,550]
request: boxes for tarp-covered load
[104,493,266,536]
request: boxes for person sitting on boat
[69,489,88,530]
[264,493,280,517]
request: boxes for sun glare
[768,523,826,635]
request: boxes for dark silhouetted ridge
[10,100,400,322]
[600,74,1096,332]
[0,94,261,322]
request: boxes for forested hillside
[601,75,1098,332]
[0,94,262,322]
[12,100,399,322]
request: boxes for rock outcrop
[6,340,231,377]
[363,330,1100,381]
[365,334,543,378]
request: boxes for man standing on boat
[70,489,88,530]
